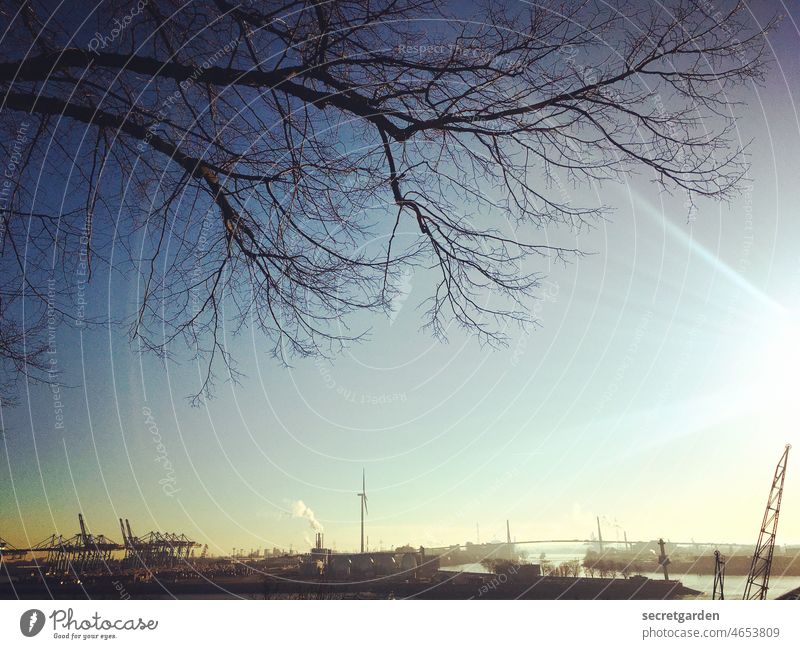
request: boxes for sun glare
[751,309,800,408]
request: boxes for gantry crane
[742,445,790,600]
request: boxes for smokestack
[506,520,511,545]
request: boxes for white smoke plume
[291,500,323,532]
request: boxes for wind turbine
[357,468,368,553]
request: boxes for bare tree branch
[0,0,776,401]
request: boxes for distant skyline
[2,2,800,555]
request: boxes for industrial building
[300,532,439,581]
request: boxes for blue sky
[2,3,800,555]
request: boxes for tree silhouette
[0,0,774,400]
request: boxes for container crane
[742,445,790,600]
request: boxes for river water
[442,549,800,600]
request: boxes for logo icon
[20,609,45,637]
